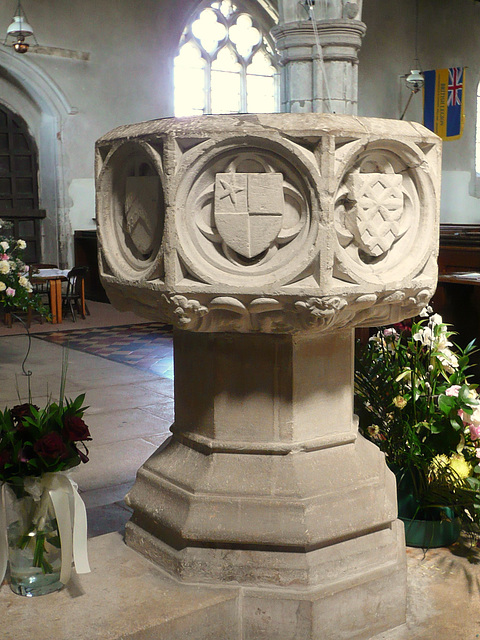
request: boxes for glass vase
[4,480,63,597]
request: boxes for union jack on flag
[447,67,463,107]
[423,66,465,140]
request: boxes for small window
[174,0,279,117]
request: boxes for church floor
[1,304,480,638]
[0,303,175,540]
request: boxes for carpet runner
[35,323,173,378]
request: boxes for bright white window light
[174,0,279,116]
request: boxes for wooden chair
[29,263,58,295]
[62,266,90,322]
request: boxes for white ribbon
[0,472,90,587]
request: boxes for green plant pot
[400,513,461,548]
[390,465,462,548]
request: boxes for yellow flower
[367,425,385,441]
[393,395,407,409]
[431,454,449,470]
[430,453,473,485]
[449,453,473,480]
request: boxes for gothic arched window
[174,0,279,116]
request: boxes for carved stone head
[95,114,441,334]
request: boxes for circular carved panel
[97,140,165,280]
[333,141,436,284]
[176,138,320,287]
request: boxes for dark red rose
[33,432,69,460]
[11,403,39,427]
[392,319,412,334]
[63,415,91,442]
[0,448,11,469]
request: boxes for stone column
[272,0,366,114]
[95,114,441,640]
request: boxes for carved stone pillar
[272,0,366,114]
[95,114,441,640]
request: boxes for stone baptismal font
[95,113,441,639]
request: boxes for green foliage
[355,311,480,528]
[0,394,91,488]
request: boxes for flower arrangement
[0,218,46,316]
[355,309,480,530]
[0,372,91,590]
[0,395,91,490]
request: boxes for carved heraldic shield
[346,173,404,257]
[125,176,159,256]
[214,173,284,259]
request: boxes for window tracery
[174,0,279,116]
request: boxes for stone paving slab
[372,542,480,640]
[71,437,159,492]
[0,532,239,640]
[85,407,172,446]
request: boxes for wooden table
[31,268,70,324]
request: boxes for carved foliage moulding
[161,287,434,334]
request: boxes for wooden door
[0,104,45,263]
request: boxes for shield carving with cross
[346,173,405,258]
[214,173,284,259]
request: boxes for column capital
[278,0,364,23]
[272,19,366,64]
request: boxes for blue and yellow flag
[423,67,465,140]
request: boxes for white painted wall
[359,0,480,223]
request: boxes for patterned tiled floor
[35,323,173,378]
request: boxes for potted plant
[355,309,480,547]
[0,376,91,596]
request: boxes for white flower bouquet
[0,218,46,317]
